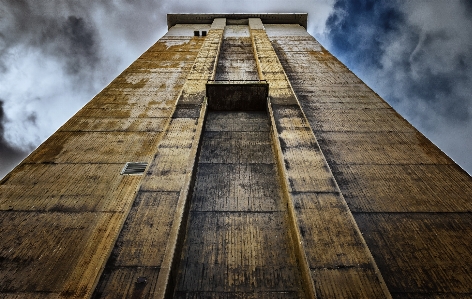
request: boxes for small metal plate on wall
[121,162,148,175]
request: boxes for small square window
[194,30,200,37]
[201,31,207,36]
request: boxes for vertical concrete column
[178,18,226,106]
[249,18,393,298]
[139,18,225,298]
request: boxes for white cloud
[0,44,92,148]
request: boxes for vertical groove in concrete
[173,111,306,298]
[215,25,259,81]
[250,19,392,298]
[152,19,225,299]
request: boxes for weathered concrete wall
[0,25,206,298]
[92,20,225,298]
[208,25,267,111]
[251,20,392,298]
[173,111,306,298]
[171,22,308,297]
[215,25,258,81]
[2,15,471,299]
[267,23,472,298]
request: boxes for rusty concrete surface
[206,26,268,111]
[170,24,308,298]
[1,15,471,299]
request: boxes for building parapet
[167,13,308,29]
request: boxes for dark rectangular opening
[201,31,207,36]
[226,18,249,25]
[193,30,200,37]
[206,80,269,111]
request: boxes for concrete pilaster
[91,19,225,299]
[250,20,393,298]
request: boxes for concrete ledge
[168,13,308,29]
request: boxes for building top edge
[167,13,308,29]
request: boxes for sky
[0,0,471,178]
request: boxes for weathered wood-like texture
[173,112,306,298]
[252,21,392,298]
[268,23,472,298]
[92,21,224,299]
[0,26,206,298]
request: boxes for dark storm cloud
[327,0,472,116]
[0,100,28,178]
[1,1,100,77]
[325,0,472,173]
[0,1,106,178]
[53,16,99,75]
[326,0,402,68]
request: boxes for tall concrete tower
[1,14,471,299]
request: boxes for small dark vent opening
[194,30,200,37]
[201,31,207,36]
[121,162,148,175]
